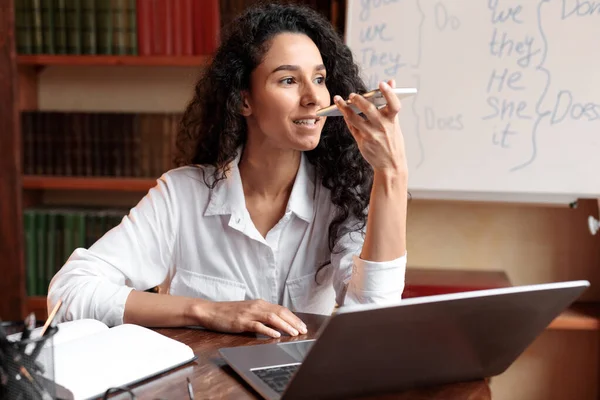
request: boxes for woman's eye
[281,77,295,85]
[315,76,325,84]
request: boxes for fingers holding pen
[333,95,366,139]
[347,92,386,126]
[336,81,402,125]
[380,80,402,118]
[333,82,408,172]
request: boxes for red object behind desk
[403,268,512,299]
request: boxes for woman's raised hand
[334,80,408,176]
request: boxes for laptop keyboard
[252,364,300,394]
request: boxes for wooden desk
[121,313,491,400]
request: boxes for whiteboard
[345,0,600,204]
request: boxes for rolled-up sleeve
[47,174,179,327]
[331,230,406,307]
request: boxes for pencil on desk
[187,377,194,400]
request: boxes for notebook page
[50,324,196,400]
[8,319,108,350]
[49,319,109,347]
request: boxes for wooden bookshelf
[17,55,210,67]
[0,0,23,321]
[26,296,48,320]
[23,176,156,192]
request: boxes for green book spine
[24,210,37,296]
[55,211,64,273]
[40,0,55,54]
[54,0,68,54]
[23,1,35,54]
[15,1,23,53]
[63,211,74,263]
[15,1,28,54]
[96,0,113,54]
[81,0,97,54]
[97,211,107,241]
[36,211,47,296]
[65,0,82,54]
[85,212,96,248]
[46,211,57,296]
[74,211,87,249]
[31,0,43,54]
[96,211,111,240]
[104,210,119,233]
[111,0,127,55]
[126,0,137,55]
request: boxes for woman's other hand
[194,299,308,338]
[334,80,408,177]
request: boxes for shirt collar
[204,150,246,220]
[204,148,315,223]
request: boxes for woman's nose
[300,84,319,107]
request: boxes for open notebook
[31,319,196,400]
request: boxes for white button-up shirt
[48,152,406,327]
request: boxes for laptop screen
[277,340,315,362]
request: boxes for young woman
[48,3,408,339]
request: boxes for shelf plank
[17,55,210,67]
[23,176,156,191]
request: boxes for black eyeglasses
[102,377,194,400]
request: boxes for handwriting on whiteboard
[351,0,600,172]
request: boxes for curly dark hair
[175,1,372,254]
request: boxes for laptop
[219,280,589,400]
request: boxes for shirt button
[236,217,241,223]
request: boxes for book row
[14,0,220,56]
[22,111,181,178]
[24,207,127,296]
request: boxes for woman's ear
[240,91,252,116]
